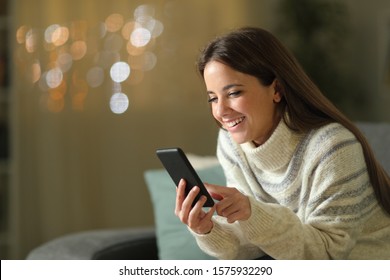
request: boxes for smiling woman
[174,27,390,260]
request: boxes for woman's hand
[175,179,216,234]
[205,183,251,223]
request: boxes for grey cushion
[356,122,390,174]
[26,227,156,260]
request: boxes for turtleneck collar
[240,119,303,172]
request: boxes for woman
[175,27,390,259]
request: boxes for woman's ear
[273,79,283,103]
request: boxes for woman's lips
[224,116,245,128]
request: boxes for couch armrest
[26,227,158,260]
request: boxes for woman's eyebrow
[222,83,244,91]
[207,83,244,94]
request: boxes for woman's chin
[229,132,249,145]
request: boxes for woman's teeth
[226,117,245,128]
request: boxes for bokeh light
[16,25,29,44]
[134,4,155,19]
[30,60,41,84]
[105,13,124,33]
[25,28,39,53]
[130,27,151,47]
[46,67,63,89]
[70,40,87,60]
[110,61,130,83]
[110,92,129,114]
[44,24,60,43]
[56,53,73,73]
[52,26,70,47]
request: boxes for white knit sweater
[192,120,390,259]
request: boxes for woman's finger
[179,186,200,223]
[175,179,186,215]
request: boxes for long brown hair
[197,27,390,215]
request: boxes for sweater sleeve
[190,216,265,259]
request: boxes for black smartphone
[156,147,214,207]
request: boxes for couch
[27,122,390,260]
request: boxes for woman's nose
[214,99,230,118]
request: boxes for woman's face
[204,61,282,146]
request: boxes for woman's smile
[223,116,246,129]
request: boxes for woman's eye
[228,91,241,97]
[207,97,218,103]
